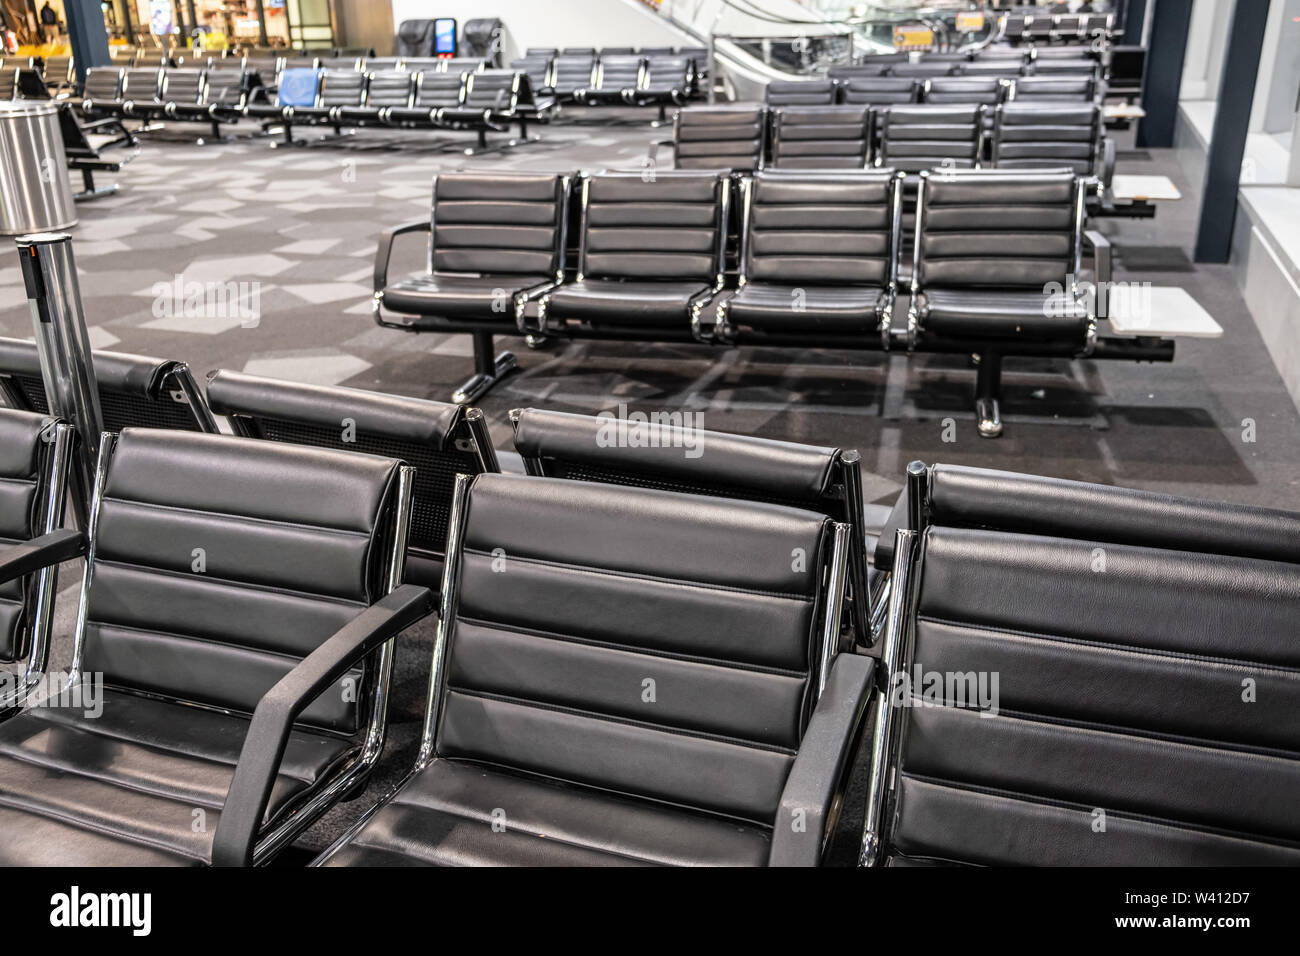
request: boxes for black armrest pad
[373,219,431,292]
[211,583,434,866]
[0,529,86,585]
[768,654,875,867]
[872,489,909,570]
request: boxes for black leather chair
[890,61,957,79]
[837,76,919,106]
[907,170,1105,437]
[385,70,464,127]
[206,370,509,591]
[79,66,124,116]
[549,53,596,103]
[770,105,871,169]
[828,63,892,81]
[0,410,78,718]
[923,76,1005,106]
[718,169,901,352]
[876,104,984,175]
[671,103,766,171]
[336,69,413,126]
[631,54,694,120]
[1009,75,1098,103]
[286,68,366,130]
[0,428,433,865]
[314,472,872,866]
[575,54,644,105]
[766,79,837,107]
[168,66,248,138]
[436,70,531,149]
[862,461,1300,866]
[536,171,728,343]
[992,102,1105,178]
[511,405,893,643]
[373,171,570,403]
[509,54,552,94]
[0,337,220,433]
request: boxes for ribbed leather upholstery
[838,76,918,105]
[674,104,765,171]
[828,63,892,81]
[0,336,210,433]
[81,66,123,106]
[439,70,519,125]
[766,79,836,106]
[579,55,643,104]
[993,102,1100,175]
[636,54,692,103]
[122,66,162,106]
[550,54,595,100]
[509,55,551,91]
[544,172,724,330]
[206,370,485,590]
[439,57,486,74]
[161,68,204,105]
[890,62,957,79]
[914,170,1087,338]
[1030,58,1098,77]
[887,465,1300,866]
[959,61,1022,79]
[924,77,1003,106]
[289,69,364,120]
[771,106,870,169]
[382,171,566,324]
[725,170,894,336]
[1010,75,1097,103]
[321,473,835,866]
[202,67,245,108]
[878,104,983,172]
[334,70,411,123]
[0,409,48,661]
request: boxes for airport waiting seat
[436,70,526,144]
[0,428,433,866]
[509,54,552,93]
[385,71,464,127]
[155,68,205,118]
[890,61,957,79]
[719,169,900,349]
[0,410,78,718]
[671,103,766,171]
[0,337,219,433]
[365,56,400,71]
[0,68,18,101]
[39,54,73,93]
[923,76,1005,107]
[828,63,892,81]
[314,472,872,867]
[206,371,507,591]
[243,66,319,123]
[907,170,1101,436]
[334,69,413,125]
[1009,75,1098,103]
[78,66,125,116]
[876,104,984,174]
[766,78,836,106]
[168,67,248,130]
[992,102,1104,177]
[575,54,644,105]
[288,68,366,124]
[863,462,1300,866]
[115,67,166,118]
[837,76,918,106]
[317,55,361,71]
[631,54,694,111]
[538,171,728,342]
[510,406,893,642]
[438,57,487,75]
[549,53,596,102]
[1029,57,1098,77]
[770,105,871,169]
[374,171,570,402]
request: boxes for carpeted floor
[3,106,1297,864]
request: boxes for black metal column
[1121,0,1150,45]
[62,0,111,87]
[1135,0,1192,148]
[1195,0,1272,263]
[254,0,270,47]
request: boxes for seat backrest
[461,70,519,111]
[673,103,765,171]
[1010,75,1096,102]
[365,70,414,108]
[431,170,568,279]
[414,70,464,108]
[956,61,1022,79]
[0,70,15,100]
[839,76,918,106]
[82,66,123,102]
[878,104,983,172]
[889,61,955,78]
[595,54,643,91]
[318,55,360,70]
[550,53,595,93]
[435,472,837,828]
[580,171,726,282]
[42,55,72,86]
[766,78,836,106]
[645,54,690,86]
[243,54,282,86]
[319,68,366,107]
[205,68,246,106]
[276,67,321,107]
[914,169,1081,291]
[366,56,400,71]
[206,371,494,589]
[162,68,204,104]
[401,56,442,73]
[993,102,1101,175]
[83,429,405,735]
[924,77,1003,105]
[879,464,1300,865]
[770,105,871,169]
[1031,58,1098,77]
[509,55,551,90]
[743,168,897,288]
[440,57,486,74]
[0,337,217,433]
[124,66,163,102]
[0,408,61,663]
[828,63,891,81]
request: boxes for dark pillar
[1195,0,1272,263]
[63,0,111,86]
[1121,0,1149,45]
[1134,0,1192,148]
[254,0,269,46]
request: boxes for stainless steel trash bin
[0,101,77,235]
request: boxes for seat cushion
[545,279,711,327]
[726,283,884,333]
[385,107,438,126]
[0,689,356,865]
[919,289,1089,339]
[383,273,551,321]
[320,758,772,867]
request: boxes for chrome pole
[16,233,104,521]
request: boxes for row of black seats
[370,167,1157,438]
[82,65,548,150]
[691,102,1109,179]
[507,50,703,113]
[0,385,1292,865]
[770,73,1100,107]
[998,9,1115,43]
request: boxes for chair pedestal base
[976,397,1003,438]
[975,350,1004,439]
[451,332,518,404]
